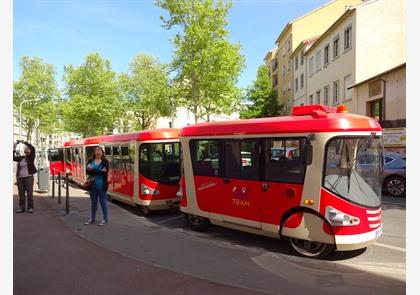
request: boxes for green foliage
[156,0,245,122]
[62,53,121,137]
[13,56,61,141]
[119,53,173,130]
[240,65,280,119]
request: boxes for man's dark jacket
[13,141,37,177]
[86,158,109,191]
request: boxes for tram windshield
[323,136,382,208]
[140,142,181,185]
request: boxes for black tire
[141,206,152,216]
[384,176,406,197]
[289,238,334,259]
[185,214,210,232]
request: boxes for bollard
[58,173,62,204]
[65,173,70,214]
[51,172,55,198]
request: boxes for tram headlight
[176,187,183,198]
[142,184,160,195]
[325,206,360,226]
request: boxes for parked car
[357,152,406,197]
[382,152,406,197]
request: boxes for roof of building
[347,63,406,89]
[275,0,345,44]
[290,36,320,57]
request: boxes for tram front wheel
[289,238,334,259]
[185,214,210,232]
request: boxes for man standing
[13,140,37,213]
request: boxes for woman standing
[84,146,109,226]
[13,140,37,213]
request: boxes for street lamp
[19,98,41,140]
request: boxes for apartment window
[344,74,352,100]
[272,74,278,87]
[288,80,291,91]
[295,56,298,70]
[315,50,321,71]
[288,60,291,72]
[309,94,313,105]
[282,65,285,76]
[287,40,291,53]
[316,90,321,104]
[324,44,330,65]
[333,80,340,104]
[324,85,329,105]
[283,45,286,56]
[272,60,278,72]
[368,99,383,122]
[283,84,286,94]
[369,80,383,97]
[309,57,314,76]
[333,35,340,58]
[295,78,298,92]
[300,74,304,89]
[300,51,304,65]
[344,25,352,50]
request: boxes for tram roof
[181,106,381,137]
[100,128,180,143]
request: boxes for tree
[120,53,172,130]
[156,0,245,123]
[240,65,281,119]
[62,53,121,137]
[14,56,60,142]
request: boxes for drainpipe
[378,77,386,123]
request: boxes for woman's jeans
[89,188,108,222]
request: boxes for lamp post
[19,98,41,140]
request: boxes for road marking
[156,215,184,225]
[374,242,406,252]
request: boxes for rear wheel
[384,176,405,197]
[185,214,210,232]
[140,205,152,216]
[289,238,334,259]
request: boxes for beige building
[290,37,319,106]
[304,0,405,122]
[264,0,363,114]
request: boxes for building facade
[290,37,319,106]
[265,0,363,114]
[304,0,405,121]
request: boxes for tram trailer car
[179,105,383,258]
[100,129,181,215]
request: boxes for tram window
[190,140,220,177]
[224,140,260,180]
[65,148,71,165]
[112,146,121,169]
[85,146,96,162]
[121,146,130,170]
[140,142,180,184]
[265,138,306,184]
[48,148,63,162]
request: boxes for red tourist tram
[179,105,383,258]
[63,129,181,214]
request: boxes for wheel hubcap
[387,179,404,196]
[291,238,328,256]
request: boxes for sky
[14,0,327,89]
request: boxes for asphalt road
[14,182,406,295]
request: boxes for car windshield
[323,136,382,208]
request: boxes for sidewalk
[13,184,263,295]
